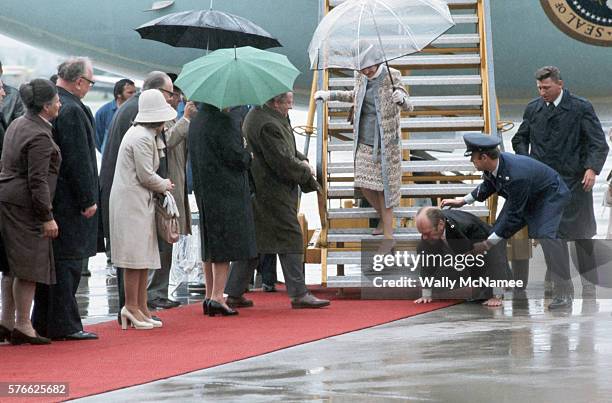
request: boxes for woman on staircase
[315,53,412,240]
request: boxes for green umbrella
[175,46,300,109]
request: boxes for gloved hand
[392,89,406,105]
[162,191,180,218]
[314,90,330,102]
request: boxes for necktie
[547,102,555,114]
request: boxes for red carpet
[1,289,456,401]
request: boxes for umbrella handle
[385,60,394,87]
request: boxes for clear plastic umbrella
[308,0,455,71]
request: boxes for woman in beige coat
[315,61,412,239]
[110,89,176,330]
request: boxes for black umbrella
[135,9,281,51]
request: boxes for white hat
[134,89,177,123]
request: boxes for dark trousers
[257,253,278,286]
[226,253,308,299]
[147,239,173,300]
[541,239,598,296]
[32,258,84,338]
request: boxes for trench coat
[512,89,608,239]
[244,105,318,254]
[100,93,139,239]
[109,124,170,269]
[188,103,257,262]
[52,87,102,259]
[328,66,412,208]
[164,117,191,234]
[0,112,61,283]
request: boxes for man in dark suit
[32,57,101,340]
[414,207,511,307]
[442,133,574,309]
[0,61,24,128]
[512,66,607,299]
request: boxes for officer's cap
[463,133,501,157]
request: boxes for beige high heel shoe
[139,310,163,328]
[120,307,153,330]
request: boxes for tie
[547,102,555,114]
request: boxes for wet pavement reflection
[76,284,612,402]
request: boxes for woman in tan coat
[109,89,176,330]
[0,79,61,345]
[315,61,412,239]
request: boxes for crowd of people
[0,56,609,346]
[0,58,329,346]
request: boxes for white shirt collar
[548,91,563,107]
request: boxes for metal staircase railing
[308,0,500,287]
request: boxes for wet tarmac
[77,295,612,403]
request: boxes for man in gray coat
[224,92,329,309]
[512,66,608,307]
[0,61,24,128]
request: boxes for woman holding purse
[109,89,176,330]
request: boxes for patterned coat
[328,66,412,208]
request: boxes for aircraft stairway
[308,0,501,287]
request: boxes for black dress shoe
[0,324,13,343]
[262,283,277,292]
[226,295,254,308]
[291,293,330,309]
[207,300,238,317]
[148,297,180,310]
[56,331,98,341]
[548,295,573,310]
[10,329,51,345]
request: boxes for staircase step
[329,95,482,109]
[327,252,362,266]
[328,160,475,174]
[328,116,485,131]
[354,33,479,47]
[325,275,363,288]
[328,183,476,198]
[329,75,482,87]
[328,228,421,243]
[328,138,467,152]
[328,205,490,220]
[390,54,480,68]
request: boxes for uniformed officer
[442,133,574,309]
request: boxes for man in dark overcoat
[32,58,101,340]
[414,207,512,307]
[224,92,329,309]
[0,60,24,128]
[99,71,179,317]
[512,66,607,300]
[442,133,574,309]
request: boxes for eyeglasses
[159,88,176,98]
[80,76,95,87]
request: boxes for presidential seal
[540,0,612,46]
